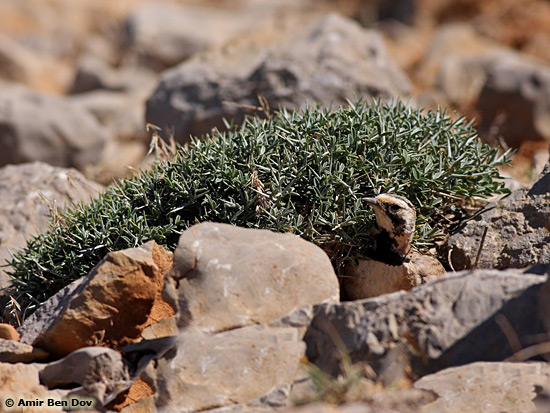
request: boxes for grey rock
[70,55,157,95]
[0,339,48,363]
[146,13,411,141]
[447,166,550,270]
[122,3,255,71]
[281,398,431,413]
[0,86,108,169]
[247,13,410,110]
[203,400,282,413]
[418,22,550,125]
[282,404,388,413]
[0,162,102,289]
[163,222,339,332]
[40,346,131,406]
[417,22,550,140]
[122,336,177,378]
[153,308,311,412]
[80,34,120,68]
[415,362,550,413]
[146,57,257,141]
[68,56,157,145]
[304,267,547,378]
[418,23,511,96]
[477,56,550,147]
[18,277,87,346]
[69,90,150,143]
[438,52,512,107]
[200,385,299,413]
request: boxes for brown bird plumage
[343,194,445,300]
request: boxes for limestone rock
[19,241,174,358]
[149,222,337,411]
[304,267,547,378]
[416,362,550,413]
[0,339,48,363]
[447,166,550,270]
[146,13,411,141]
[0,362,67,412]
[140,316,177,341]
[153,309,311,412]
[417,23,513,99]
[0,162,102,289]
[0,86,108,169]
[163,222,339,332]
[415,22,550,145]
[70,55,157,95]
[70,90,150,143]
[40,347,131,407]
[281,397,432,413]
[17,277,87,347]
[282,404,383,413]
[0,34,70,93]
[247,13,411,113]
[122,3,256,71]
[438,52,515,107]
[477,56,550,147]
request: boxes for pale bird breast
[343,252,445,300]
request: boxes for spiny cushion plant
[7,100,510,314]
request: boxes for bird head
[363,194,417,259]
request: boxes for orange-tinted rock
[23,241,173,358]
[107,377,154,412]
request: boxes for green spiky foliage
[6,100,510,315]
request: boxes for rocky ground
[1,0,550,412]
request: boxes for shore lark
[343,194,445,300]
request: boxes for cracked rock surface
[446,164,550,270]
[304,267,548,378]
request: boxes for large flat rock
[153,308,311,412]
[304,267,548,378]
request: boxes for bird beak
[362,197,379,209]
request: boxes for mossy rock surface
[7,101,509,314]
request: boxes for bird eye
[389,204,400,212]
